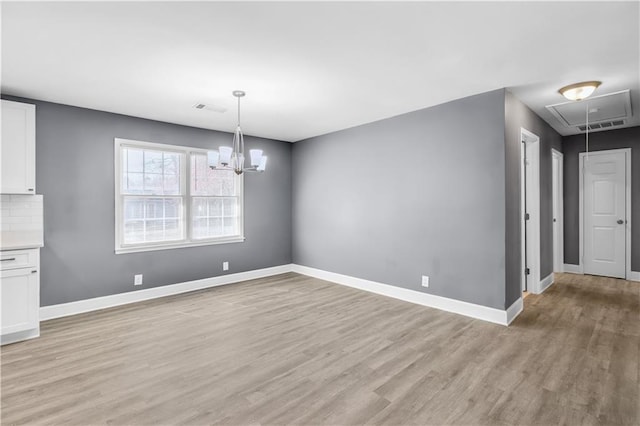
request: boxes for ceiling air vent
[546,90,632,131]
[576,119,625,132]
[192,103,227,113]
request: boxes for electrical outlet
[223,261,229,271]
[421,275,429,288]
[134,274,143,286]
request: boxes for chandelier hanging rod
[207,90,267,175]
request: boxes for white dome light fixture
[207,90,267,175]
[558,81,602,101]
[558,80,603,161]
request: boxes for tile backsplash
[0,194,43,232]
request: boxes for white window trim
[114,138,245,254]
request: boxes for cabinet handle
[28,188,34,191]
[0,258,16,261]
[31,270,37,274]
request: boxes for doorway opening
[520,128,540,295]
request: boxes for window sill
[115,236,245,254]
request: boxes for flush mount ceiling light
[207,90,267,175]
[557,80,603,160]
[558,81,602,101]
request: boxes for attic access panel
[546,90,632,127]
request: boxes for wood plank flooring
[1,272,638,425]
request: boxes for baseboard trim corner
[40,264,294,321]
[629,271,640,282]
[538,272,554,294]
[291,264,512,326]
[506,297,523,325]
[1,328,40,345]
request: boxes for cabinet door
[1,100,36,194]
[1,268,39,335]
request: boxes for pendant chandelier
[207,90,267,175]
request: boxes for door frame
[520,128,541,294]
[578,148,632,279]
[552,149,564,273]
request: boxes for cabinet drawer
[0,249,38,270]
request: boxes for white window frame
[114,138,244,254]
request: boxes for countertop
[0,231,44,251]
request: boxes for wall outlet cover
[223,261,229,271]
[421,275,429,287]
[134,274,143,286]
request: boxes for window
[115,138,243,253]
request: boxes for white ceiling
[2,1,638,142]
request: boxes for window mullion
[162,196,166,241]
[184,151,190,243]
[221,197,225,234]
[142,196,147,243]
[206,196,210,237]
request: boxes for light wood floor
[1,272,638,425]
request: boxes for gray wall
[2,96,292,306]
[504,91,562,306]
[293,90,508,310]
[4,89,570,311]
[563,126,640,271]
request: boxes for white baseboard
[538,272,554,294]
[291,264,514,326]
[561,264,640,282]
[506,297,524,325]
[563,264,582,274]
[41,262,535,327]
[1,327,39,345]
[40,264,294,321]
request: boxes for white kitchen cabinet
[1,100,36,194]
[1,249,40,344]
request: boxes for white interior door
[583,151,626,278]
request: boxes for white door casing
[580,149,629,279]
[520,128,540,293]
[552,150,564,273]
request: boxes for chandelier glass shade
[208,91,267,175]
[558,81,601,101]
[558,80,603,160]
